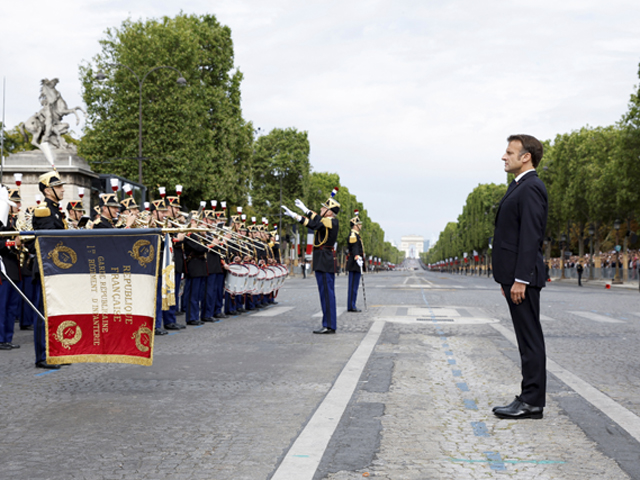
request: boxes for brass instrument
[114,211,153,229]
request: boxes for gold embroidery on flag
[128,240,155,268]
[54,321,82,350]
[132,323,153,352]
[47,242,78,269]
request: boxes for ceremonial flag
[35,229,161,366]
[161,233,176,311]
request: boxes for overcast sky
[2,1,640,247]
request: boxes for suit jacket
[492,171,548,288]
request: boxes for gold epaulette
[34,206,51,217]
[349,232,357,243]
[321,217,333,228]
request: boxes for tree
[79,13,254,206]
[251,127,310,223]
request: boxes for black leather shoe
[177,323,186,329]
[186,320,204,326]
[348,308,362,312]
[492,397,519,412]
[36,361,61,370]
[8,343,20,349]
[236,308,246,313]
[271,301,279,305]
[0,343,12,350]
[201,317,219,323]
[214,313,228,319]
[20,325,34,331]
[154,328,168,336]
[313,327,336,334]
[494,397,543,419]
[164,323,181,331]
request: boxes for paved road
[1,270,639,479]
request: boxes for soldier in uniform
[346,210,364,312]
[282,188,340,334]
[148,198,181,334]
[32,171,67,369]
[92,193,120,229]
[183,212,208,326]
[0,188,22,350]
[201,209,227,321]
[163,192,186,329]
[19,206,37,332]
[66,201,85,229]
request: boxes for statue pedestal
[2,149,97,210]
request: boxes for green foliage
[251,127,310,220]
[1,123,37,156]
[79,13,253,206]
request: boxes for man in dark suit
[492,134,548,420]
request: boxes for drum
[225,263,249,294]
[256,267,267,294]
[245,263,259,294]
[264,266,276,294]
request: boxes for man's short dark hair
[507,134,544,168]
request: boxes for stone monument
[2,78,97,209]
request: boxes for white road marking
[313,307,346,318]
[491,323,640,444]
[568,311,624,324]
[271,320,385,480]
[250,306,294,317]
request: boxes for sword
[360,262,367,310]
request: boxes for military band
[1,171,294,367]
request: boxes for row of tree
[425,61,640,266]
[1,13,402,264]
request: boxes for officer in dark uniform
[183,213,208,325]
[92,193,120,229]
[346,210,364,312]
[0,187,22,350]
[32,171,67,369]
[282,188,340,334]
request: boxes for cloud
[2,0,640,246]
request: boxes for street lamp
[613,219,622,284]
[95,64,187,185]
[588,224,595,280]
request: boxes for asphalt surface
[1,268,640,479]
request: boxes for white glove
[295,199,310,214]
[281,205,301,222]
[356,258,364,268]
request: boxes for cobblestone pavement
[1,270,639,479]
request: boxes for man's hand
[281,205,301,222]
[294,199,310,215]
[510,281,527,305]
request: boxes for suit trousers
[315,271,337,330]
[347,271,361,310]
[502,283,546,407]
